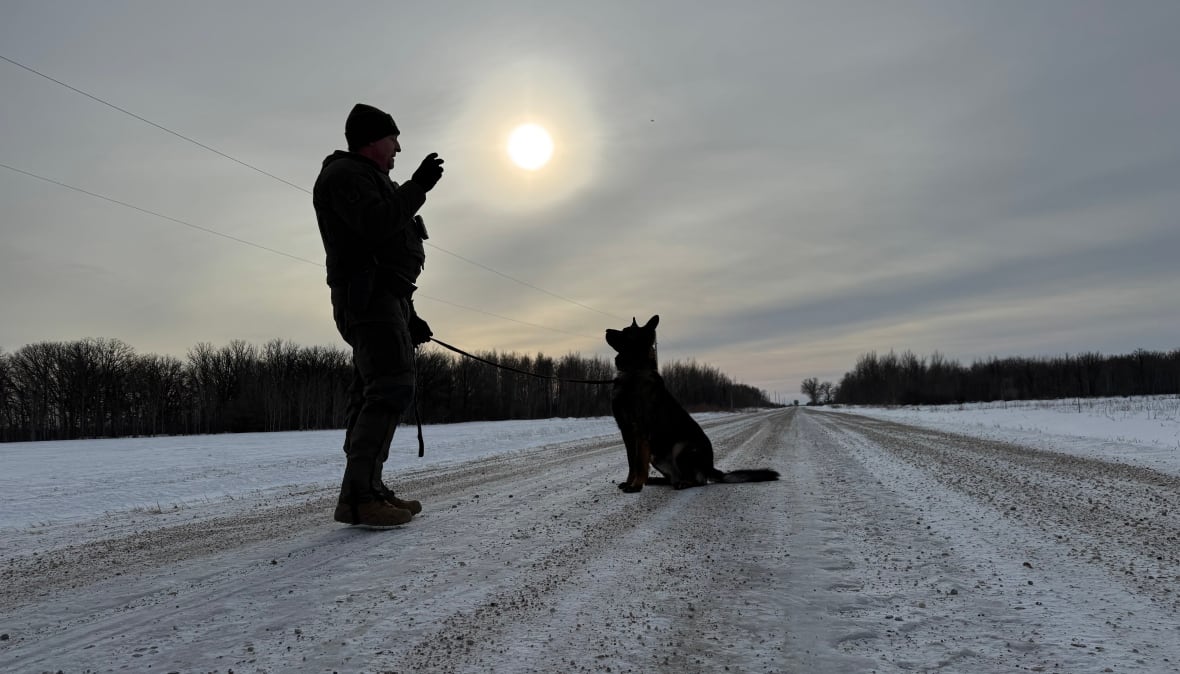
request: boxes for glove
[409,314,433,346]
[411,152,444,192]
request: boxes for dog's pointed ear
[644,315,660,330]
[630,317,638,328]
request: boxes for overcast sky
[2,1,1178,399]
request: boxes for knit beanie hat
[345,103,399,149]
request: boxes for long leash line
[427,337,616,385]
[412,337,616,457]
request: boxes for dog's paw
[620,483,644,493]
[617,481,629,490]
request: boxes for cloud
[3,2,1180,396]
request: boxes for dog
[605,315,780,492]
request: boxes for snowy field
[0,416,624,531]
[841,395,1180,476]
[1,400,1179,672]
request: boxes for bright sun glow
[507,123,554,170]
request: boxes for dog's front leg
[622,436,651,493]
[618,429,639,490]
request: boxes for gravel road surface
[3,408,1179,672]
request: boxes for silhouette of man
[313,103,444,528]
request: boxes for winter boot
[380,489,422,515]
[336,456,413,528]
[371,457,423,515]
[333,500,413,528]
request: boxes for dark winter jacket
[312,151,429,308]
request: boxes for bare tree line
[819,348,1180,406]
[0,338,773,442]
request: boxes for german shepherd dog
[606,315,780,492]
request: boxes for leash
[414,388,425,457]
[412,337,614,458]
[427,337,616,385]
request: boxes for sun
[507,123,554,170]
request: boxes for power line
[0,162,321,266]
[0,161,600,340]
[1,53,624,322]
[427,246,621,320]
[418,295,597,339]
[0,54,308,194]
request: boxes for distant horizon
[3,330,1177,399]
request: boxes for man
[313,103,444,528]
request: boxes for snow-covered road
[791,411,1179,673]
[2,407,1179,673]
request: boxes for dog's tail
[709,468,780,483]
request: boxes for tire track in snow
[0,412,782,673]
[798,409,1180,673]
[0,415,757,609]
[372,409,792,674]
[820,411,1180,611]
